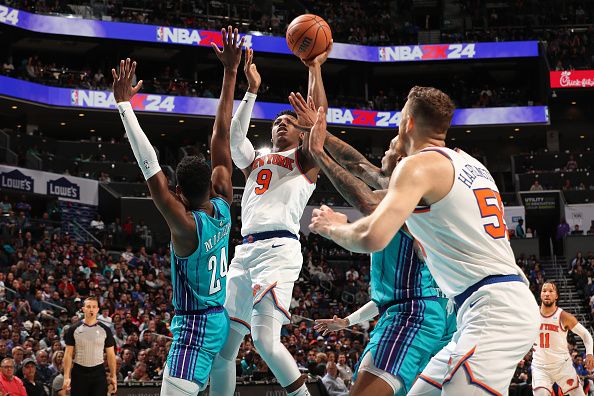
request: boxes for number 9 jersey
[170,196,232,310]
[405,147,528,298]
[241,147,316,236]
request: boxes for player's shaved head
[405,86,455,136]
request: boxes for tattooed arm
[324,132,387,190]
[308,108,386,215]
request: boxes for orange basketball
[286,14,332,61]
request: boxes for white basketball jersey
[405,147,527,298]
[241,148,315,236]
[533,308,570,367]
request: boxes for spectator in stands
[588,225,594,235]
[0,357,26,396]
[240,351,257,376]
[516,219,526,238]
[571,225,584,235]
[21,358,45,396]
[2,59,14,76]
[336,353,353,386]
[565,155,578,171]
[526,228,534,238]
[322,361,349,396]
[530,180,544,191]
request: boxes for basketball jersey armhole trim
[413,147,457,212]
[295,147,315,185]
[171,212,201,260]
[558,309,567,332]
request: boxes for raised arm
[297,44,332,176]
[230,45,261,180]
[112,59,194,240]
[299,99,385,215]
[562,310,594,370]
[309,146,450,253]
[325,133,386,189]
[210,26,245,204]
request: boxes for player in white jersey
[309,86,540,395]
[532,282,594,396]
[209,41,331,396]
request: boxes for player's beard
[541,300,556,307]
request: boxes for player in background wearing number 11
[112,25,239,395]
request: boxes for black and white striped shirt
[64,321,115,367]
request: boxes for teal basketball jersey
[370,229,440,307]
[170,197,231,310]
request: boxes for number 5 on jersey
[255,169,272,195]
[208,247,228,295]
[473,188,507,239]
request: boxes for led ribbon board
[0,76,549,127]
[0,5,539,62]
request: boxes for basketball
[286,14,332,61]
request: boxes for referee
[63,296,117,396]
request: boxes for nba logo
[379,47,386,61]
[156,27,164,41]
[143,159,150,169]
[70,90,79,105]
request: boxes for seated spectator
[588,225,594,235]
[322,361,349,396]
[571,225,584,235]
[526,227,535,238]
[565,155,578,171]
[240,351,257,377]
[124,361,150,382]
[0,357,26,396]
[530,180,544,191]
[21,358,44,396]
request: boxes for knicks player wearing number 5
[310,86,540,396]
[209,35,330,396]
[112,26,241,395]
[532,282,594,396]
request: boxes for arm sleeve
[572,322,594,355]
[345,300,379,326]
[117,101,161,180]
[230,92,257,169]
[64,324,76,346]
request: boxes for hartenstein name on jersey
[156,26,253,48]
[457,163,495,188]
[203,223,231,252]
[540,323,560,332]
[71,90,175,112]
[252,153,295,171]
[378,44,476,62]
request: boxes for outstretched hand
[112,58,143,103]
[302,40,333,67]
[288,92,317,129]
[244,48,261,94]
[211,26,245,71]
[314,315,349,336]
[307,106,327,155]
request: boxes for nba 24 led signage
[0,76,549,128]
[0,5,538,63]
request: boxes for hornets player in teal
[112,27,243,395]
[290,92,456,395]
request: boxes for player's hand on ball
[112,58,143,103]
[314,315,349,336]
[211,26,245,71]
[244,48,261,93]
[288,92,317,129]
[309,204,347,238]
[586,354,594,371]
[302,40,333,67]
